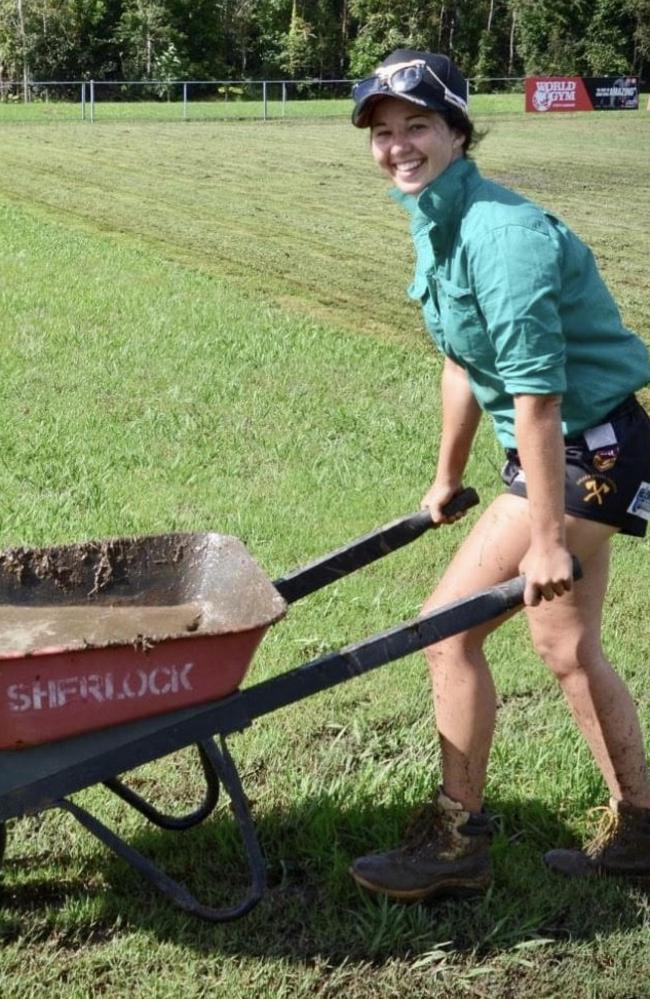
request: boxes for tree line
[1,0,648,89]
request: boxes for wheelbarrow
[0,489,579,922]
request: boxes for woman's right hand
[420,481,467,525]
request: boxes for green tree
[31,0,118,80]
[0,0,120,88]
[474,29,500,90]
[116,0,175,79]
[347,0,443,77]
[229,0,257,75]
[472,0,516,89]
[302,0,349,77]
[279,0,316,75]
[153,39,181,95]
[505,0,522,76]
[0,0,23,84]
[627,0,650,79]
[2,0,644,89]
[348,1,501,80]
[516,0,592,74]
[584,0,635,74]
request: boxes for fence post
[90,79,95,123]
[182,81,187,120]
[282,81,287,116]
[81,81,85,120]
[263,80,268,121]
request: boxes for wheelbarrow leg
[103,742,221,831]
[55,735,267,923]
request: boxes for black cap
[352,49,469,128]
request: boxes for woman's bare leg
[422,496,528,810]
[422,494,650,810]
[526,534,650,807]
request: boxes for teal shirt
[393,158,650,448]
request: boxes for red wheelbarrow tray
[0,532,287,750]
[1,493,572,922]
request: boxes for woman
[349,49,650,902]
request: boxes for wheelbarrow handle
[274,487,480,604]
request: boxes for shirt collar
[390,157,478,248]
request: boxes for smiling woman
[348,48,650,907]
[353,49,478,196]
[369,101,463,194]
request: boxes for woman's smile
[392,157,426,178]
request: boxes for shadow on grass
[3,789,649,959]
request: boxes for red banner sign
[526,76,639,112]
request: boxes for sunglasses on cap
[352,60,468,117]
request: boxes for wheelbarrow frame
[0,491,579,922]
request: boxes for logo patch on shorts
[578,474,617,506]
[627,482,650,521]
[592,446,619,472]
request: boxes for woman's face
[369,97,464,194]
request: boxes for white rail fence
[0,76,526,123]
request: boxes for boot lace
[584,805,619,858]
[402,803,445,853]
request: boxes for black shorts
[501,395,650,538]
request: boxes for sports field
[0,98,649,997]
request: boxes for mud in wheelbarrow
[0,490,581,923]
[0,531,286,748]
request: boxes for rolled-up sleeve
[468,224,567,396]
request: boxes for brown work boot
[545,798,650,880]
[350,788,493,902]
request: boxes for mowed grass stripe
[0,119,408,339]
[1,102,648,346]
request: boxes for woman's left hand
[519,542,574,607]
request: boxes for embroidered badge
[578,474,617,506]
[627,481,650,521]
[592,446,619,472]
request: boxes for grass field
[0,98,649,997]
